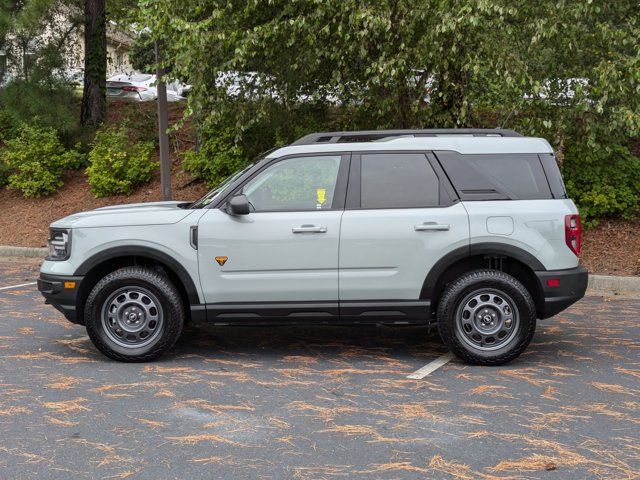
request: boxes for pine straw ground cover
[0,254,638,479]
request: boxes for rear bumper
[37,273,84,325]
[535,266,588,319]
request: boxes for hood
[50,201,196,229]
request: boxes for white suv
[38,129,588,364]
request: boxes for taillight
[565,214,582,256]
[122,86,147,92]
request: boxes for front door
[197,154,349,321]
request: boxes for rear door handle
[292,225,327,234]
[414,222,450,231]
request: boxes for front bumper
[37,273,84,325]
[535,265,588,319]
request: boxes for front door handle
[292,225,327,234]
[414,222,450,231]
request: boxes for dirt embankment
[0,101,208,248]
[0,170,208,248]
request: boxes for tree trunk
[80,0,106,127]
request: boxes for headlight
[47,229,72,261]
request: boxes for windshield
[189,163,255,209]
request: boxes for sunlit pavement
[0,258,638,479]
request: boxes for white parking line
[407,352,454,379]
[0,281,37,292]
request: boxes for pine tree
[80,0,106,126]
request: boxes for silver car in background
[107,73,186,102]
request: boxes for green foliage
[1,1,84,142]
[0,123,82,197]
[182,105,334,188]
[113,102,158,144]
[0,79,78,138]
[86,126,156,197]
[137,0,640,221]
[0,158,10,187]
[129,31,156,73]
[563,140,640,225]
[182,122,245,188]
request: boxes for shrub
[182,124,245,188]
[0,160,10,187]
[563,140,640,225]
[86,127,156,197]
[129,31,156,73]
[0,123,82,198]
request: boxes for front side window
[360,153,440,208]
[242,155,341,212]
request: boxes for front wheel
[84,267,185,362]
[437,270,536,366]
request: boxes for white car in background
[107,73,186,102]
[524,78,590,105]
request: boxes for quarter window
[436,152,552,200]
[242,155,341,212]
[360,153,440,208]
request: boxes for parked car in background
[524,78,590,106]
[107,73,186,102]
[107,73,157,102]
[177,83,191,98]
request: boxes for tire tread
[84,266,184,362]
[436,269,536,366]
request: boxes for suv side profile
[38,129,588,365]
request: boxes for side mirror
[227,194,250,216]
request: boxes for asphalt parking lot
[0,257,638,479]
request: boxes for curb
[0,245,638,293]
[588,274,640,295]
[0,246,48,258]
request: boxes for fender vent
[190,226,198,250]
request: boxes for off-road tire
[437,269,536,366]
[84,267,184,362]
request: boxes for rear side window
[360,153,439,208]
[435,152,552,200]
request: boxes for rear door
[338,151,469,322]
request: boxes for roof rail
[291,129,522,145]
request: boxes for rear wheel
[437,270,536,365]
[84,267,184,362]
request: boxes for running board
[195,300,431,325]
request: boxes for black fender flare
[74,246,201,304]
[420,242,545,300]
